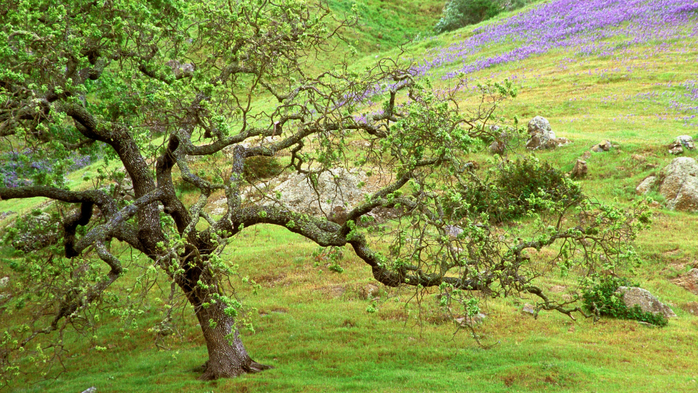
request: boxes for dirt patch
[680,302,698,315]
[252,273,287,288]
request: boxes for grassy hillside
[327,0,444,53]
[4,1,698,392]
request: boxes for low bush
[449,157,582,222]
[582,276,668,327]
[243,156,283,181]
[434,0,533,33]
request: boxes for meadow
[2,0,698,392]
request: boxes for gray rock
[636,176,657,195]
[591,140,612,152]
[525,116,561,150]
[81,387,97,393]
[489,140,506,155]
[676,135,696,150]
[659,157,698,212]
[272,168,368,217]
[166,60,195,78]
[445,225,464,239]
[0,277,8,289]
[669,144,684,155]
[522,303,536,315]
[616,286,676,318]
[455,313,487,326]
[528,116,555,139]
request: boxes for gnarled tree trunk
[184,281,271,380]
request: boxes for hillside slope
[4,1,698,392]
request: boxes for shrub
[243,156,283,181]
[434,0,533,33]
[582,276,668,327]
[451,157,582,222]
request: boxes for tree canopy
[0,0,647,384]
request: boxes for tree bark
[190,295,271,380]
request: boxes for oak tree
[0,0,646,382]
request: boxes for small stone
[445,225,464,239]
[0,277,8,289]
[669,144,684,155]
[570,159,587,179]
[81,387,97,393]
[522,303,536,315]
[676,135,696,151]
[591,140,612,152]
[489,140,506,155]
[455,313,487,326]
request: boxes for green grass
[8,228,698,392]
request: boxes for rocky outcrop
[616,287,676,318]
[525,116,570,150]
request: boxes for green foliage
[435,0,503,33]
[582,276,668,327]
[452,157,582,222]
[434,0,532,33]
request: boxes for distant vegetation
[434,0,533,33]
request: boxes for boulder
[616,287,676,318]
[272,168,368,217]
[591,140,612,152]
[526,116,568,150]
[635,176,657,195]
[570,159,587,179]
[659,157,698,212]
